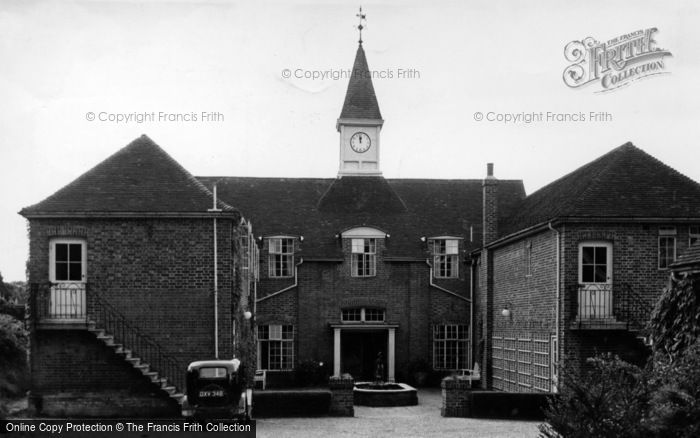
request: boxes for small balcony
[29,282,88,329]
[570,283,651,331]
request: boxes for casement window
[659,227,677,269]
[257,324,294,370]
[433,324,469,370]
[431,238,459,279]
[239,224,259,297]
[580,243,611,284]
[268,237,294,278]
[351,238,376,277]
[690,225,700,246]
[50,239,86,283]
[341,307,385,322]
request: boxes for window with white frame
[431,238,459,278]
[257,324,294,370]
[659,227,677,269]
[268,237,294,278]
[351,238,376,277]
[341,307,385,322]
[433,324,469,370]
[690,225,700,246]
[238,223,259,297]
[50,239,86,282]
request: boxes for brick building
[474,144,700,393]
[20,36,700,417]
[199,43,524,385]
[21,139,259,416]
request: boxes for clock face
[350,132,371,153]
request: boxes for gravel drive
[256,388,541,438]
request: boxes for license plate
[199,390,224,398]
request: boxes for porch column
[387,328,395,382]
[333,327,341,377]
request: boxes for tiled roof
[318,177,407,214]
[671,243,700,270]
[339,44,382,120]
[197,176,526,259]
[20,135,237,217]
[501,142,700,236]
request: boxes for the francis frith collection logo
[563,28,672,92]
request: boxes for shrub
[648,275,700,361]
[646,339,700,438]
[294,360,328,387]
[539,354,651,438]
[0,314,29,398]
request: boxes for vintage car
[182,358,250,419]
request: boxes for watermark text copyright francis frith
[472,111,614,124]
[282,67,420,80]
[85,111,225,124]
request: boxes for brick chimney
[483,163,498,245]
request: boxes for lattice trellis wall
[492,331,554,393]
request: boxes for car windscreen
[199,367,228,378]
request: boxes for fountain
[353,352,418,406]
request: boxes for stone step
[96,335,115,345]
[87,323,185,406]
[162,386,177,395]
[88,328,105,337]
[170,393,185,404]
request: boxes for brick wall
[27,217,254,395]
[492,230,557,333]
[328,375,354,416]
[30,330,178,416]
[560,222,691,365]
[478,221,695,390]
[254,237,471,383]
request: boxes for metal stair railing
[88,289,187,394]
[619,282,654,333]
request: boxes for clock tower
[337,13,384,177]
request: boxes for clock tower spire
[337,7,384,177]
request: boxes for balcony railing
[29,282,87,323]
[570,283,653,331]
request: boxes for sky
[1,0,699,281]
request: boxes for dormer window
[268,237,295,278]
[352,238,376,277]
[342,227,386,278]
[430,238,460,279]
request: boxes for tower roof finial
[356,6,366,45]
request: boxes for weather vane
[356,6,366,44]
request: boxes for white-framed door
[578,242,613,319]
[49,238,87,319]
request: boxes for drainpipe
[425,259,471,303]
[256,258,304,303]
[469,257,476,368]
[209,184,222,359]
[548,222,560,389]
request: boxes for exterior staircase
[29,282,189,412]
[87,320,186,406]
